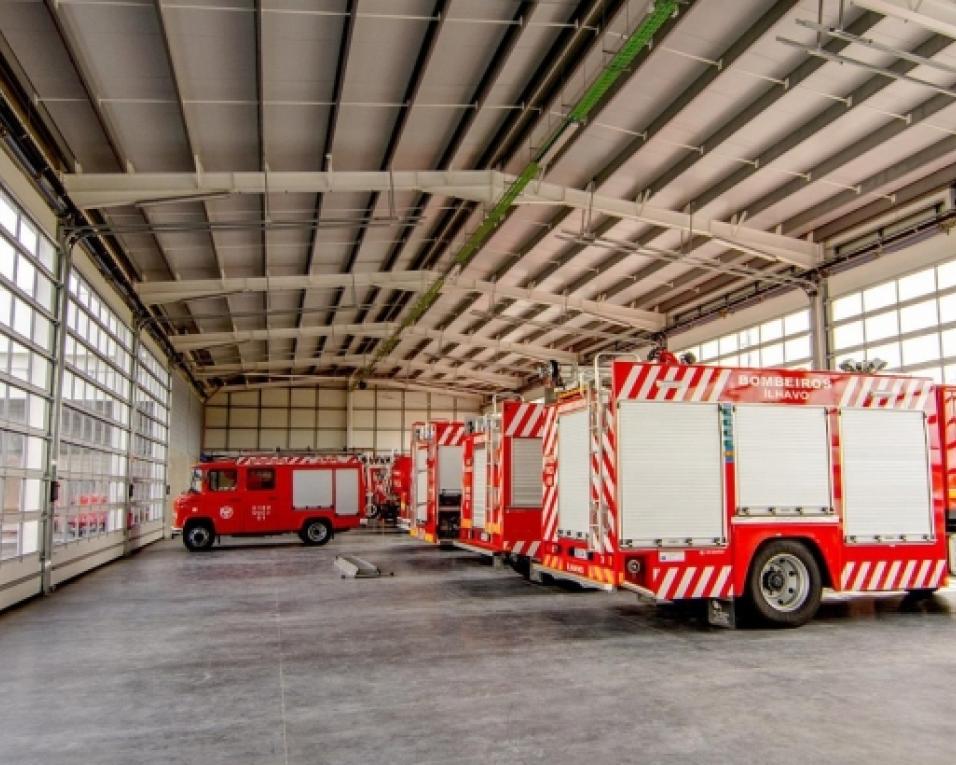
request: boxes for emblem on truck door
[219,506,234,520]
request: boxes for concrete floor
[1,531,955,765]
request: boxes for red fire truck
[173,454,365,551]
[534,358,955,627]
[409,421,465,544]
[363,453,411,523]
[457,400,546,568]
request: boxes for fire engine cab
[409,421,465,544]
[535,357,955,627]
[456,400,546,569]
[173,454,365,551]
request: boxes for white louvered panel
[438,445,463,493]
[618,402,724,545]
[511,437,543,508]
[292,469,333,509]
[557,410,590,537]
[841,408,933,541]
[335,469,360,516]
[472,446,488,528]
[415,446,428,521]
[735,405,831,511]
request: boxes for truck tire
[183,520,215,552]
[745,540,822,627]
[300,518,333,546]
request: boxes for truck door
[206,467,245,533]
[335,467,361,518]
[244,467,281,533]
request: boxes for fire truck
[362,453,411,523]
[173,454,365,551]
[409,421,465,544]
[456,400,546,570]
[534,357,955,627]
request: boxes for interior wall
[203,385,483,453]
[167,370,202,525]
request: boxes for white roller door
[438,445,463,493]
[735,405,831,512]
[293,470,333,509]
[511,437,543,508]
[335,469,360,516]
[618,402,724,546]
[472,446,487,528]
[415,446,428,521]
[557,410,591,538]
[841,408,933,541]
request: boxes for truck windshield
[189,469,203,493]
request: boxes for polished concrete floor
[1,529,955,765]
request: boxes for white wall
[204,385,483,453]
[167,370,202,524]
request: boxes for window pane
[900,299,938,333]
[784,310,810,335]
[898,268,935,301]
[832,292,863,321]
[939,260,956,290]
[701,340,718,360]
[863,282,896,311]
[833,321,864,350]
[784,335,810,361]
[901,333,940,366]
[865,341,901,370]
[761,319,783,342]
[865,310,898,342]
[718,334,738,355]
[760,342,784,366]
[940,293,956,323]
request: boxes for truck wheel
[300,519,333,546]
[183,521,215,552]
[746,540,822,627]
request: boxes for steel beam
[852,0,956,39]
[196,355,518,388]
[170,322,576,363]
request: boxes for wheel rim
[307,523,328,542]
[759,553,810,613]
[188,527,210,548]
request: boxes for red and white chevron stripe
[437,422,465,446]
[508,540,541,557]
[618,364,732,403]
[837,375,932,410]
[654,564,733,600]
[505,402,545,438]
[541,407,558,543]
[840,558,947,591]
[600,402,616,554]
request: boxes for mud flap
[707,598,736,629]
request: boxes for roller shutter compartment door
[335,469,360,516]
[841,408,933,541]
[438,446,464,493]
[292,470,333,509]
[415,447,428,521]
[735,405,830,513]
[472,446,487,528]
[618,402,724,546]
[557,410,591,538]
[511,437,543,508]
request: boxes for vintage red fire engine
[173,454,365,551]
[457,400,546,569]
[535,357,955,627]
[409,421,465,544]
